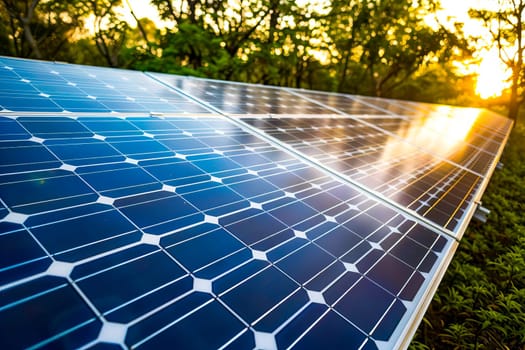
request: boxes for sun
[475,49,511,99]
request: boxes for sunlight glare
[476,50,511,99]
[377,106,479,200]
[124,0,168,28]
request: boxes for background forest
[1,0,524,348]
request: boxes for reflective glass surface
[242,116,486,232]
[150,74,334,115]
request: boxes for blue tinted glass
[0,277,98,349]
[31,208,137,255]
[77,251,186,313]
[0,170,97,214]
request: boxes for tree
[84,0,131,67]
[326,0,469,97]
[0,0,85,60]
[242,1,331,88]
[147,0,324,82]
[470,1,525,122]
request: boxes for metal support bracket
[473,202,491,223]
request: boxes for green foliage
[0,0,86,60]
[0,0,473,99]
[410,123,525,349]
[325,0,470,96]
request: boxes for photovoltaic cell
[0,57,512,350]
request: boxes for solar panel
[0,57,512,349]
[153,74,511,235]
[0,57,210,114]
[240,116,483,233]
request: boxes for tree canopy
[0,0,483,105]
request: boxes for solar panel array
[0,56,512,350]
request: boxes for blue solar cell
[315,225,362,257]
[291,310,367,349]
[24,116,73,139]
[221,265,302,323]
[367,254,422,295]
[0,228,51,285]
[0,95,63,111]
[47,138,125,166]
[182,185,247,211]
[335,277,404,335]
[0,140,62,172]
[97,99,148,112]
[389,235,433,269]
[79,163,161,197]
[108,136,173,159]
[0,276,99,349]
[77,250,186,313]
[142,158,209,186]
[400,272,426,300]
[276,244,335,283]
[125,291,209,344]
[79,117,142,136]
[226,211,288,245]
[269,201,319,226]
[30,207,138,257]
[228,176,281,197]
[116,191,203,233]
[166,226,245,271]
[373,299,408,341]
[343,213,384,238]
[0,170,97,214]
[158,135,212,154]
[0,229,42,269]
[0,117,30,140]
[135,299,246,349]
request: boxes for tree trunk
[337,50,350,93]
[508,67,520,122]
[125,0,151,49]
[21,19,41,58]
[509,4,524,122]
